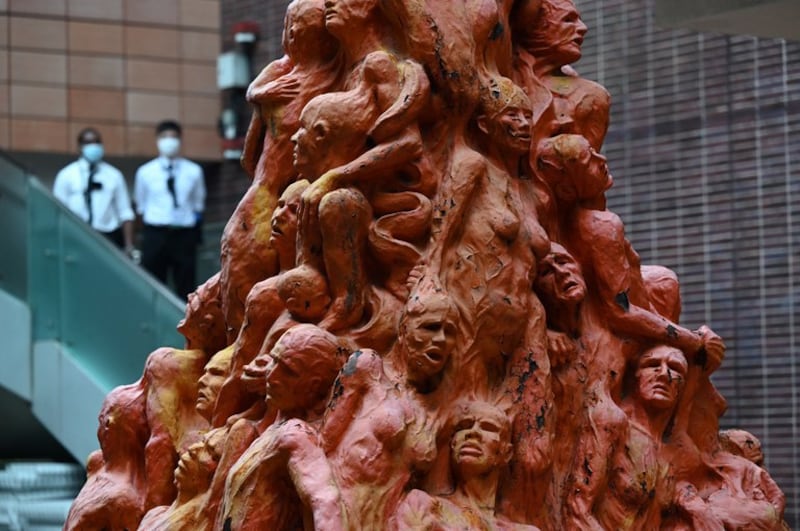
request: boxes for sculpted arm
[580,211,723,367]
[279,420,347,530]
[320,350,380,454]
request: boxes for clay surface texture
[66,0,788,529]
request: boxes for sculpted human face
[323,0,377,35]
[451,403,511,477]
[495,105,534,154]
[402,297,457,386]
[241,348,270,395]
[535,244,586,306]
[196,350,231,419]
[635,346,688,410]
[291,122,317,178]
[174,439,218,494]
[270,183,305,250]
[536,0,587,66]
[576,148,613,200]
[263,339,308,411]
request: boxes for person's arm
[53,168,70,206]
[133,167,146,217]
[112,169,136,252]
[191,164,206,219]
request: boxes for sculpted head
[477,77,534,155]
[283,0,338,61]
[719,429,765,467]
[633,345,688,412]
[196,346,234,422]
[255,324,343,413]
[177,273,226,353]
[450,400,513,480]
[174,436,221,498]
[399,288,458,390]
[277,264,332,321]
[292,92,372,179]
[536,133,612,203]
[270,180,309,254]
[534,242,586,310]
[522,0,587,67]
[323,0,380,37]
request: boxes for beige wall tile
[68,55,124,87]
[67,0,123,20]
[11,84,67,118]
[124,0,178,26]
[11,51,67,84]
[11,118,69,152]
[179,0,220,30]
[9,16,67,51]
[180,30,218,62]
[126,59,180,92]
[182,125,219,161]
[180,62,216,94]
[69,21,123,55]
[0,1,7,12]
[124,26,179,59]
[125,124,156,156]
[126,91,179,124]
[69,121,125,155]
[180,94,218,127]
[69,87,125,121]
[9,0,66,16]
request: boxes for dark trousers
[100,227,124,249]
[141,224,198,300]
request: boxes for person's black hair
[156,120,183,137]
[77,127,102,145]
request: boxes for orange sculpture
[67,0,788,529]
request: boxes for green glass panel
[26,180,185,390]
[0,158,30,300]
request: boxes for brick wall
[1,0,222,161]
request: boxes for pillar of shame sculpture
[66,0,789,529]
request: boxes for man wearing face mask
[134,120,206,300]
[53,127,135,253]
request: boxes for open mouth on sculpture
[424,349,443,363]
[458,442,484,458]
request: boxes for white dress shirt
[134,156,206,227]
[53,158,135,232]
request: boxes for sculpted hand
[299,172,338,234]
[696,325,725,372]
[547,330,577,367]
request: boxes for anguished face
[635,345,688,410]
[401,294,458,386]
[450,402,512,478]
[535,242,586,307]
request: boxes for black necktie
[166,163,178,208]
[86,163,97,225]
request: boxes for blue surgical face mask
[81,143,104,164]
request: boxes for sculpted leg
[318,188,371,331]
